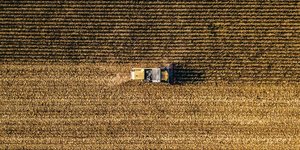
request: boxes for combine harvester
[130,64,176,84]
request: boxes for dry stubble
[0,63,299,149]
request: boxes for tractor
[130,64,176,84]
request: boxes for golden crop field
[1,0,300,149]
[1,63,299,149]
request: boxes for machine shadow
[173,64,206,84]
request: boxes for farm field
[1,1,300,83]
[1,63,299,149]
[1,0,300,149]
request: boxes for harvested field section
[1,1,300,82]
[1,64,300,149]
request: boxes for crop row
[2,34,299,38]
[2,5,298,10]
[2,1,298,5]
[2,13,298,18]
[2,54,299,61]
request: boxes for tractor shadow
[173,64,206,84]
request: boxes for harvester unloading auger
[130,63,176,84]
